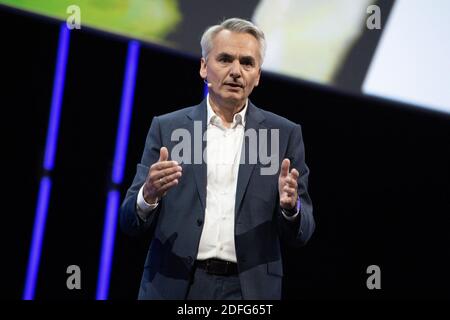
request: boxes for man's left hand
[278,158,299,210]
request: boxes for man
[120,18,314,300]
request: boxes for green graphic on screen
[0,0,181,46]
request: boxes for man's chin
[210,91,247,107]
[224,97,246,107]
[221,92,246,103]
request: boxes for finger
[156,171,182,187]
[282,191,296,201]
[283,186,296,195]
[290,168,299,180]
[284,177,298,188]
[281,192,297,203]
[152,165,182,181]
[151,160,179,171]
[159,178,179,193]
[279,159,290,178]
[158,147,169,162]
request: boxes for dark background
[2,6,449,300]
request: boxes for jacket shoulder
[156,105,197,123]
[253,104,299,129]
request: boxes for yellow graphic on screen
[254,0,372,84]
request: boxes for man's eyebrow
[216,53,257,64]
[240,56,256,64]
[216,52,234,59]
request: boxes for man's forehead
[211,30,260,57]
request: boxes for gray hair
[200,18,266,66]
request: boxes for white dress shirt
[195,96,248,262]
[136,95,299,263]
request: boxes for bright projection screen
[1,0,449,114]
[363,0,450,114]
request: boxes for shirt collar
[206,94,247,128]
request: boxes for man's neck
[208,95,246,127]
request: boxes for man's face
[200,30,262,107]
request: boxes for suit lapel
[187,100,207,211]
[235,102,266,218]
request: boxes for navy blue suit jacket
[120,99,314,299]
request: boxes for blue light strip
[23,177,52,300]
[23,24,70,300]
[96,190,120,300]
[44,24,71,171]
[96,40,140,300]
[203,83,208,98]
[111,41,140,184]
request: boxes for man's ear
[199,57,207,79]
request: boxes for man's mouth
[224,82,243,88]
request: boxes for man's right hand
[143,147,182,204]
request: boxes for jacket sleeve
[277,124,315,247]
[119,116,163,237]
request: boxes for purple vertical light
[23,177,52,300]
[23,23,70,300]
[111,41,140,184]
[44,24,70,171]
[96,40,140,300]
[96,190,120,300]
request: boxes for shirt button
[197,218,203,226]
[186,256,193,264]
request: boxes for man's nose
[229,60,242,79]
